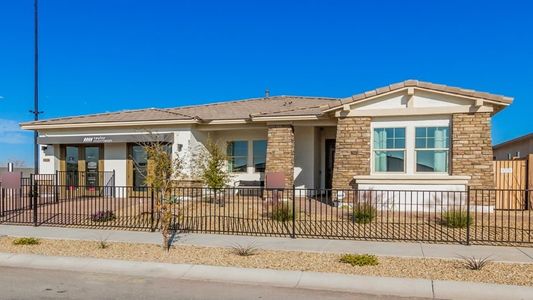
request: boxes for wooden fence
[493,154,532,210]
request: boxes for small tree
[195,139,231,190]
[134,140,184,251]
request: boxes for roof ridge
[152,108,197,119]
[167,95,340,112]
[252,103,329,116]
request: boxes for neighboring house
[493,133,533,160]
[20,80,513,195]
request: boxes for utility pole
[31,0,42,174]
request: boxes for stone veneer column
[265,125,295,189]
[451,112,494,189]
[331,117,371,190]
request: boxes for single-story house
[493,133,533,160]
[20,80,513,196]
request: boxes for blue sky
[0,0,532,166]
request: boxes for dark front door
[325,139,336,189]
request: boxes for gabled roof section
[325,80,513,112]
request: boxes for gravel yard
[0,236,531,287]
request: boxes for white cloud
[0,119,31,144]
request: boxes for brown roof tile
[22,96,340,126]
[334,80,513,110]
[21,80,513,128]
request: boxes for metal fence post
[150,187,155,232]
[291,185,296,239]
[0,186,4,217]
[54,170,59,203]
[32,175,38,226]
[466,185,471,245]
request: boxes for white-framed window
[415,127,449,173]
[226,141,248,173]
[373,127,406,172]
[371,118,451,175]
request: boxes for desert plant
[98,239,110,249]
[231,243,258,256]
[339,254,379,266]
[91,210,116,222]
[458,255,492,270]
[441,210,471,228]
[12,237,40,245]
[352,202,377,224]
[270,202,293,222]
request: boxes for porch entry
[59,145,104,190]
[325,139,336,189]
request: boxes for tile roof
[338,80,514,106]
[20,80,513,127]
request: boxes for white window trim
[371,126,407,174]
[370,117,450,176]
[414,126,450,174]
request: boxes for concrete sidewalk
[0,252,532,300]
[1,225,533,263]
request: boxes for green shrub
[352,202,377,224]
[442,210,471,228]
[270,203,293,222]
[340,254,379,266]
[12,237,40,245]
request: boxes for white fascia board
[20,119,200,130]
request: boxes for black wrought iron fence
[0,180,531,246]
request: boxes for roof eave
[20,119,200,130]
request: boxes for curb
[0,252,532,299]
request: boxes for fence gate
[493,159,528,209]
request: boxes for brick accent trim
[331,117,371,189]
[451,113,494,189]
[265,125,295,189]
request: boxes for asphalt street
[0,266,425,300]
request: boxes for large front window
[373,128,405,172]
[415,127,449,172]
[227,141,248,172]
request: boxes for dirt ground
[0,236,532,287]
